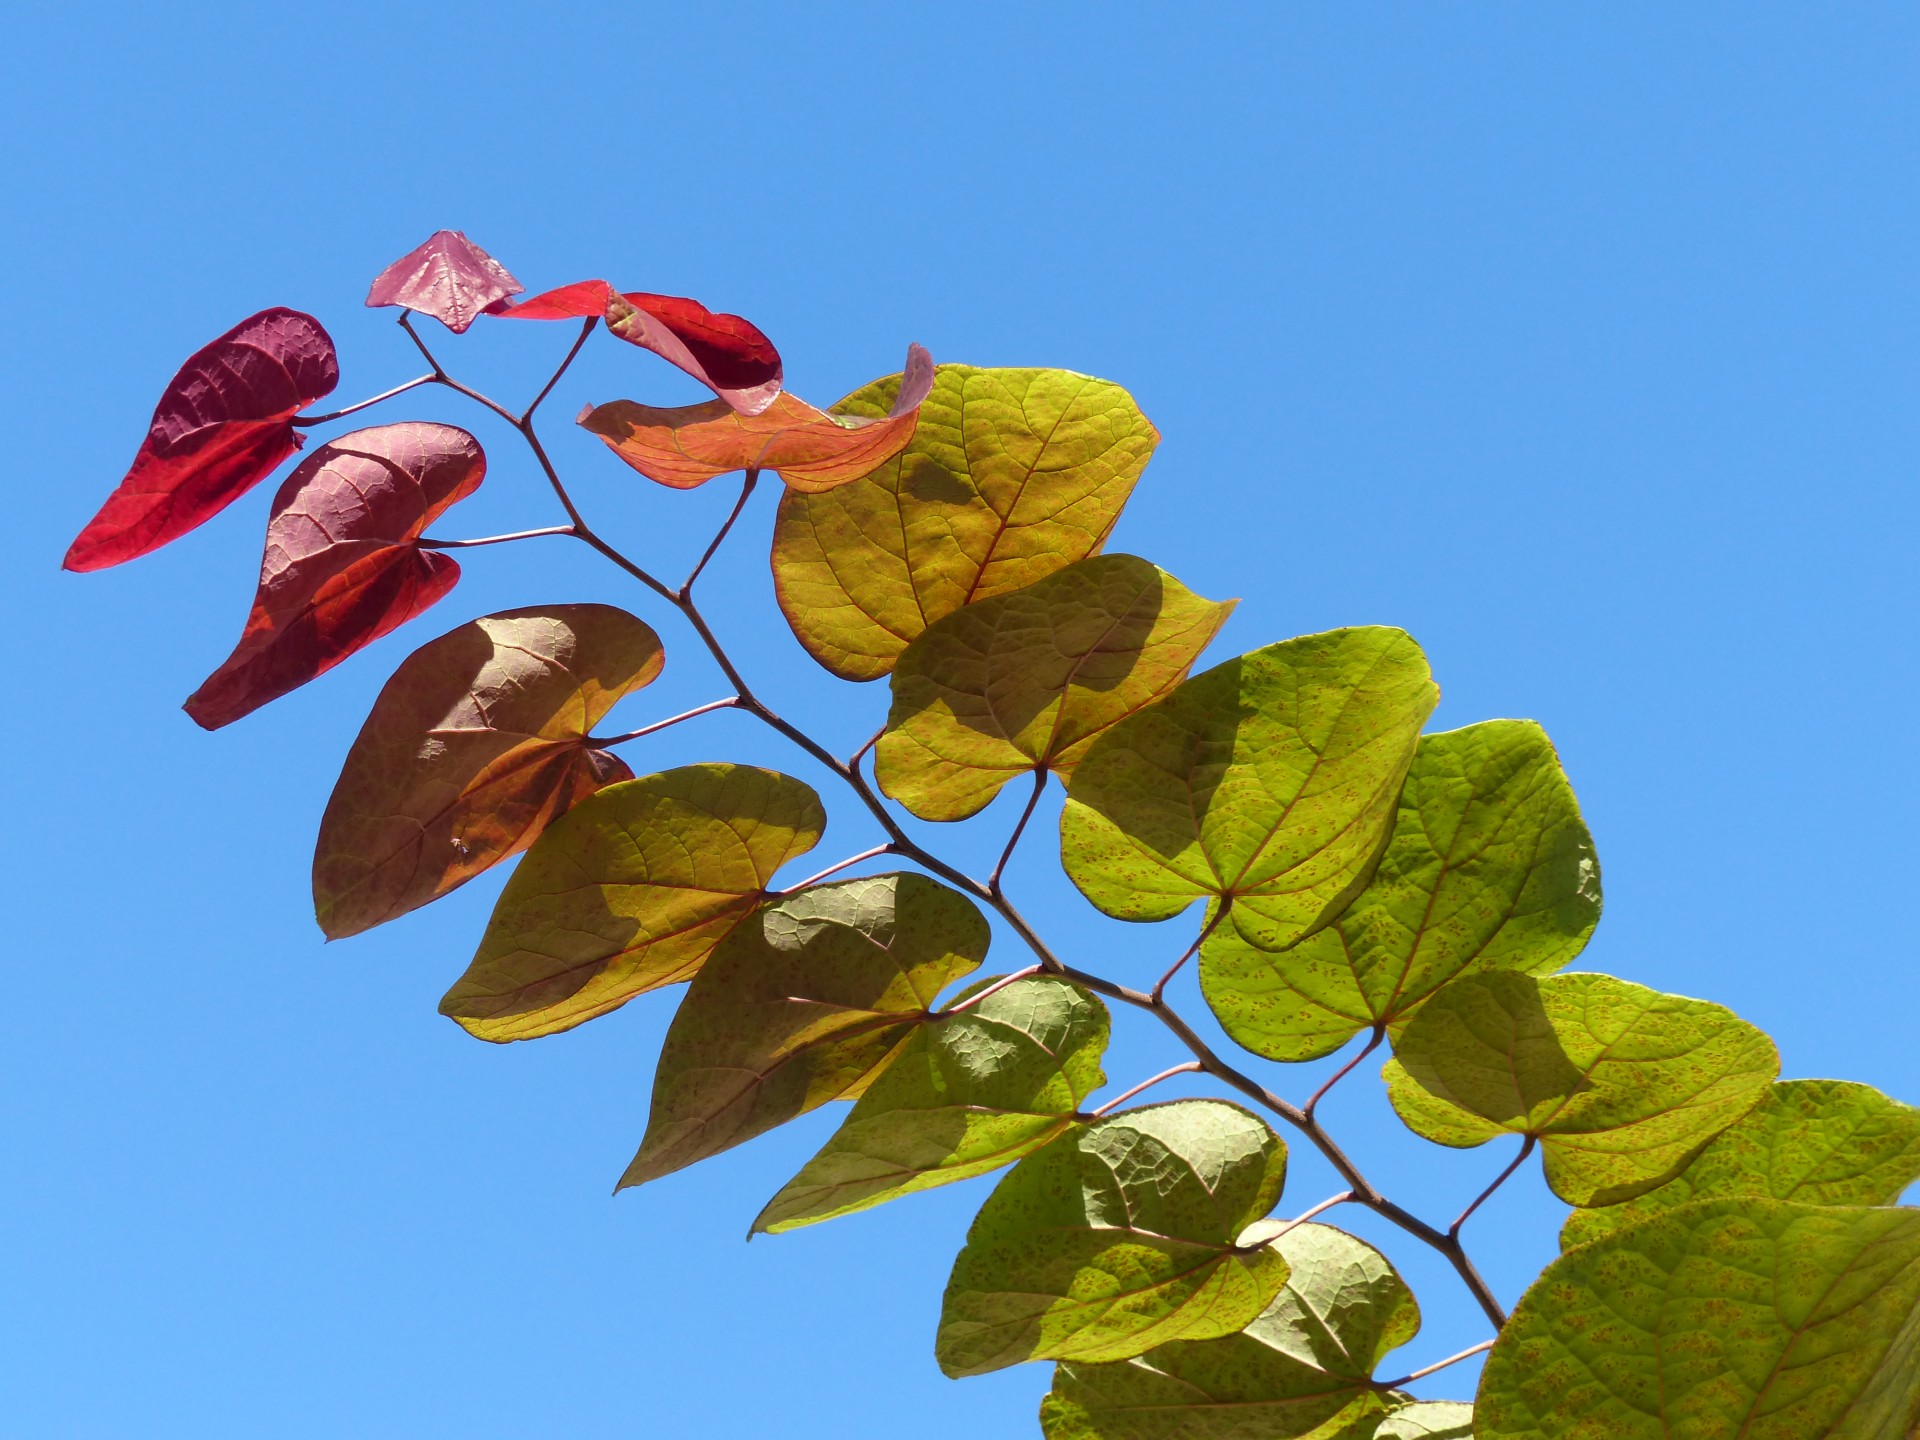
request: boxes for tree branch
[1450,1134,1537,1239]
[1303,1023,1387,1123]
[989,768,1048,893]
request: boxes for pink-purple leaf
[365,230,524,334]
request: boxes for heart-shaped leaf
[439,764,825,1042]
[1561,1078,1920,1249]
[937,1099,1291,1377]
[875,556,1236,823]
[64,309,340,571]
[752,975,1109,1234]
[365,230,523,333]
[772,365,1160,680]
[1201,720,1600,1062]
[183,422,485,730]
[1061,628,1438,950]
[620,873,990,1188]
[1384,971,1779,1207]
[312,604,666,939]
[1477,1197,1920,1440]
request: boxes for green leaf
[438,765,825,1042]
[752,975,1109,1234]
[1039,1221,1420,1439]
[1373,1403,1474,1440]
[1384,971,1780,1206]
[772,365,1159,681]
[619,873,990,1188]
[937,1099,1291,1377]
[875,555,1235,822]
[1201,719,1599,1061]
[1060,628,1438,949]
[1561,1078,1920,1249]
[313,604,664,939]
[1476,1197,1920,1440]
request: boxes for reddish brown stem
[1303,1023,1387,1123]
[1089,1062,1203,1118]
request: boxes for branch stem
[292,374,436,426]
[1151,902,1229,1004]
[779,844,898,894]
[590,696,741,748]
[418,525,577,549]
[1090,1062,1203,1118]
[681,470,759,596]
[935,963,1046,1020]
[1450,1134,1537,1239]
[1304,1023,1387,1122]
[1377,1338,1496,1391]
[989,768,1049,893]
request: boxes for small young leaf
[772,365,1160,680]
[183,422,485,730]
[1061,628,1438,950]
[752,975,1109,1233]
[1477,1197,1920,1440]
[937,1099,1290,1377]
[1201,720,1600,1062]
[64,308,339,571]
[1560,1078,1920,1249]
[875,555,1236,822]
[439,764,825,1042]
[1384,971,1779,1207]
[619,873,990,1188]
[364,230,523,333]
[312,604,666,939]
[1375,1403,1475,1440]
[492,279,616,321]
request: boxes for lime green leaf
[1374,1403,1474,1439]
[1039,1222,1420,1439]
[438,765,825,1043]
[619,873,990,1188]
[1201,719,1599,1062]
[874,555,1235,822]
[1561,1078,1920,1249]
[1384,972,1779,1206]
[937,1099,1291,1377]
[1477,1197,1920,1440]
[1060,628,1438,949]
[752,975,1109,1233]
[772,365,1159,681]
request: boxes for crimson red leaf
[184,422,485,730]
[365,230,524,334]
[608,291,783,415]
[495,280,614,321]
[63,309,339,572]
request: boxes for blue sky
[3,4,1915,1436]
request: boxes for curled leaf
[64,309,340,571]
[364,230,523,333]
[607,291,783,415]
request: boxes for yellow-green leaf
[1375,1403,1475,1440]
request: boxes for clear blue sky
[3,5,1914,1436]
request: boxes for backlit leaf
[64,308,339,571]
[619,873,990,1187]
[312,604,666,939]
[183,422,485,730]
[875,556,1236,822]
[1374,1404,1474,1440]
[1561,1078,1920,1249]
[752,975,1109,1233]
[772,365,1159,680]
[937,1099,1290,1377]
[438,764,825,1042]
[1201,720,1600,1062]
[364,230,523,333]
[1476,1197,1920,1440]
[1384,972,1779,1207]
[494,279,615,320]
[1061,628,1438,950]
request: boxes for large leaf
[1384,972,1779,1207]
[1561,1078,1920,1249]
[64,308,339,571]
[312,604,665,939]
[937,1099,1291,1377]
[1477,1197,1920,1440]
[1039,1221,1420,1440]
[619,873,990,1187]
[438,764,825,1042]
[364,229,523,333]
[1201,720,1599,1062]
[183,422,485,730]
[752,975,1109,1234]
[1061,628,1438,950]
[874,556,1236,823]
[772,365,1159,680]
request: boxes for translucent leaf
[875,555,1235,822]
[1374,1403,1474,1439]
[752,975,1109,1233]
[364,230,523,333]
[1201,720,1599,1061]
[619,873,989,1187]
[937,1099,1290,1377]
[1384,972,1779,1206]
[1061,628,1438,950]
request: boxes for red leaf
[63,309,339,572]
[365,230,524,334]
[184,423,485,730]
[495,279,614,321]
[609,292,783,415]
